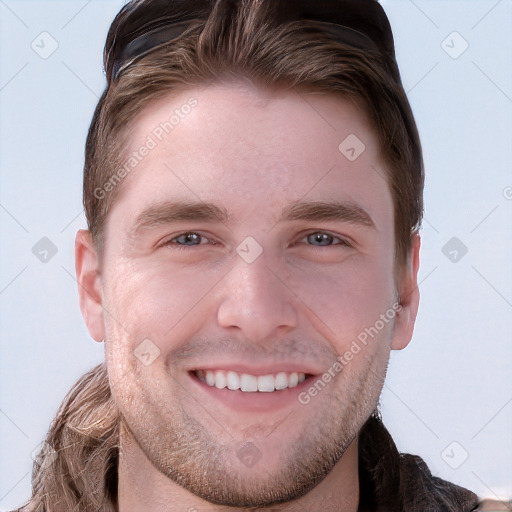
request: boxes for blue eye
[165,232,212,248]
[302,232,351,248]
[162,231,351,251]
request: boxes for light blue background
[1,0,511,509]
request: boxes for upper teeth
[196,370,306,392]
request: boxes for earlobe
[390,233,421,351]
[75,229,105,342]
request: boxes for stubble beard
[116,344,389,509]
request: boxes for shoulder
[400,454,512,512]
[476,499,512,511]
[399,453,479,511]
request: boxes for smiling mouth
[193,369,311,393]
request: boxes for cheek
[102,240,395,357]
[102,260,225,347]
[287,253,395,342]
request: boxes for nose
[216,250,298,343]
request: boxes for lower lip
[188,371,315,413]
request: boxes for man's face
[79,81,418,507]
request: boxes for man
[15,0,510,511]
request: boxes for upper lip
[187,361,324,376]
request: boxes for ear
[390,233,421,351]
[75,229,105,342]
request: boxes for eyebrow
[128,201,230,240]
[127,198,375,239]
[279,200,375,228]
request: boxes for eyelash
[161,231,352,250]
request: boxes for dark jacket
[358,412,510,511]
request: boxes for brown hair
[85,0,423,268]
[16,364,119,511]
[17,1,423,510]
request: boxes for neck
[117,423,360,512]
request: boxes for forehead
[108,81,391,231]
